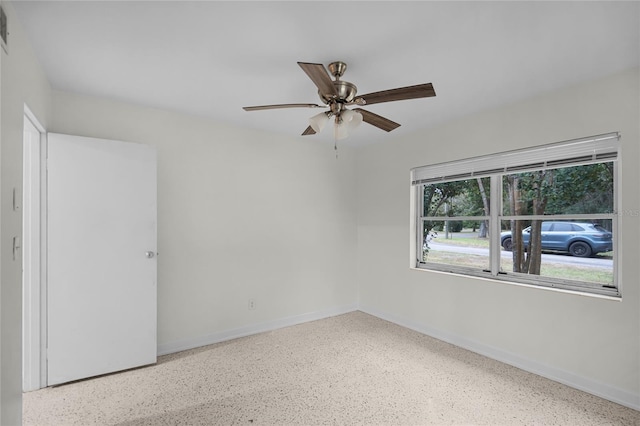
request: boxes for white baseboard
[359,304,640,412]
[157,303,358,357]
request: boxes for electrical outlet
[248,299,255,310]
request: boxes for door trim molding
[22,104,47,391]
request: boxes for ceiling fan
[243,61,436,140]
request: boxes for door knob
[145,251,155,258]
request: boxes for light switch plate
[12,187,20,211]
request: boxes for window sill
[410,265,622,301]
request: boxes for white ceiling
[11,1,640,146]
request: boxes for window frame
[411,133,620,298]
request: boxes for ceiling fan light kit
[334,108,363,140]
[309,111,330,133]
[243,61,436,140]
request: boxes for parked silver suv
[500,221,612,257]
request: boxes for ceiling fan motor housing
[320,81,358,104]
[319,61,357,105]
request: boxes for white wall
[0,1,51,424]
[356,68,640,409]
[50,91,359,353]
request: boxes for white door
[47,133,157,386]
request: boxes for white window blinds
[411,132,619,185]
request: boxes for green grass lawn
[431,235,491,248]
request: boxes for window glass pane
[423,178,490,217]
[502,163,614,216]
[499,219,614,288]
[422,220,490,270]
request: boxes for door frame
[22,104,47,391]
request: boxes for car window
[541,222,552,231]
[552,223,573,232]
[571,224,585,231]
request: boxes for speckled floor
[23,311,640,425]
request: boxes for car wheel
[569,241,592,257]
[502,237,513,251]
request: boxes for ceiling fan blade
[243,103,324,111]
[302,126,316,136]
[353,108,401,132]
[297,62,338,97]
[358,83,435,106]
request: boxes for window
[411,133,620,297]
